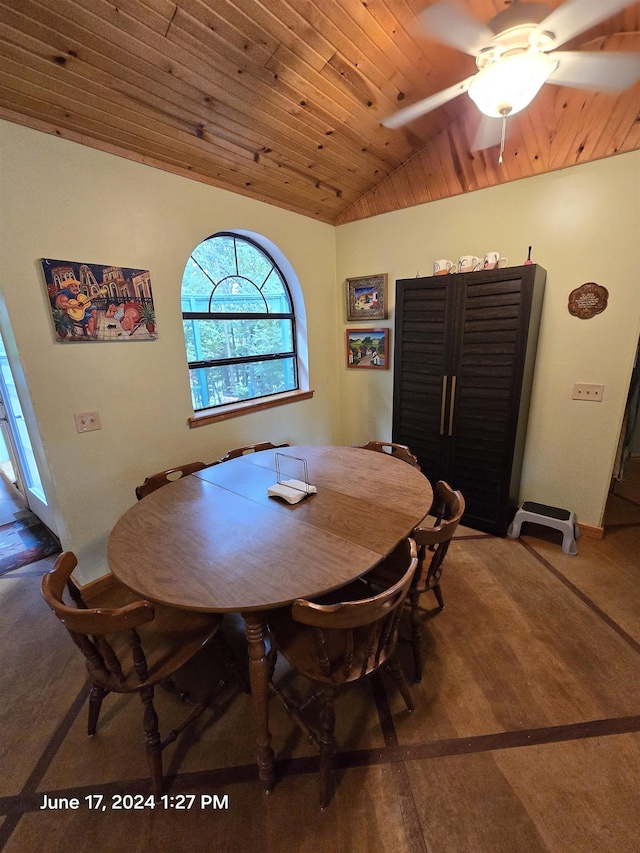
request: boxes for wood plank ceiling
[0,0,638,225]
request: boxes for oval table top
[107,445,433,613]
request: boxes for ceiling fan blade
[418,1,494,56]
[381,76,475,129]
[471,116,503,152]
[548,51,640,91]
[535,0,639,50]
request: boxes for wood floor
[1,490,639,852]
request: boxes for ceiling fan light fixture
[468,51,557,117]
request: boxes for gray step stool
[507,501,579,555]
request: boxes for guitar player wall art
[41,258,158,343]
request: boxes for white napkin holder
[267,453,316,504]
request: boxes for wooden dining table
[107,445,433,791]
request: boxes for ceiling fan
[382,0,640,160]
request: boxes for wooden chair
[135,461,210,500]
[364,481,464,682]
[217,441,289,463]
[268,538,418,807]
[41,552,226,796]
[354,440,421,470]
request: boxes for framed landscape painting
[346,328,389,370]
[346,274,387,321]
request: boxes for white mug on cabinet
[483,252,508,270]
[433,259,455,276]
[458,255,481,273]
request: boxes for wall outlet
[74,410,102,432]
[572,383,604,402]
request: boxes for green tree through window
[182,232,298,410]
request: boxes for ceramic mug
[483,252,508,270]
[458,255,481,273]
[433,259,455,276]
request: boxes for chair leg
[318,684,337,809]
[433,583,444,610]
[87,684,108,735]
[139,685,163,797]
[161,695,213,749]
[408,590,423,683]
[268,680,320,748]
[386,655,414,712]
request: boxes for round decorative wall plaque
[568,282,608,319]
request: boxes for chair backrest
[218,441,290,463]
[413,481,465,590]
[291,538,418,681]
[41,552,155,688]
[354,440,421,470]
[135,461,210,500]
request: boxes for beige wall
[335,151,640,528]
[0,120,338,581]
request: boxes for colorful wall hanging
[41,258,157,342]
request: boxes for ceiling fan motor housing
[488,1,552,35]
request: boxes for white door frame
[0,331,58,533]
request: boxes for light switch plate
[74,410,102,432]
[572,383,604,402]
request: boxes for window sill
[188,389,314,427]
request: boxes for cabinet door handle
[440,375,448,436]
[448,375,457,436]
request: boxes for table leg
[241,610,275,792]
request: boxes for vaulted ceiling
[1,0,638,225]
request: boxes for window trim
[187,388,314,427]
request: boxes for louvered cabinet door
[448,265,546,534]
[392,266,546,536]
[392,276,457,482]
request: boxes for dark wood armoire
[392,264,546,536]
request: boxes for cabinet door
[392,266,544,536]
[448,269,536,534]
[392,277,456,482]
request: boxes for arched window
[181,232,299,412]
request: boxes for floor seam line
[0,679,89,849]
[3,715,639,818]
[517,538,640,655]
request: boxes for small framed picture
[346,273,387,321]
[346,328,389,370]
